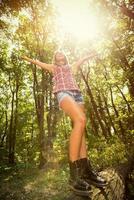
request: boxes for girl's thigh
[60,95,85,122]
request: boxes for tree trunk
[28,3,52,168]
[8,90,15,164]
[109,86,126,142]
[0,111,8,147]
[88,107,99,136]
[32,68,46,169]
[80,68,108,138]
[111,38,134,98]
[116,85,132,113]
[96,91,111,137]
[8,75,19,164]
[102,93,117,135]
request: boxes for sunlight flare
[52,0,101,41]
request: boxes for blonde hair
[52,50,69,66]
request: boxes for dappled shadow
[0,165,68,200]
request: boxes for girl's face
[55,52,66,65]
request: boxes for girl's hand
[21,56,38,65]
[21,56,54,72]
[21,56,27,59]
[21,56,32,62]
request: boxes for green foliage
[87,135,127,169]
[0,1,133,199]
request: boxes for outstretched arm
[21,56,55,73]
[72,51,98,74]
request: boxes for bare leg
[61,100,108,189]
[78,104,88,159]
[79,134,87,158]
[77,104,108,187]
[60,96,86,162]
[60,97,93,195]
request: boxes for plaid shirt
[52,64,80,94]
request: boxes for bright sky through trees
[52,0,102,42]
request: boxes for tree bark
[96,91,111,137]
[32,68,47,169]
[109,86,126,142]
[0,111,8,147]
[80,68,108,138]
[102,93,117,135]
[120,4,134,19]
[8,73,19,164]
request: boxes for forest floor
[0,164,71,200]
[0,163,133,200]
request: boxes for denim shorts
[55,90,84,108]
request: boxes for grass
[0,163,134,200]
[0,164,70,200]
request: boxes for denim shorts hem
[55,90,84,108]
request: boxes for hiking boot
[79,158,107,188]
[68,160,92,196]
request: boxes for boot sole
[86,179,108,188]
[68,185,92,197]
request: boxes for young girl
[22,51,107,196]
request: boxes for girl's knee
[74,114,87,129]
